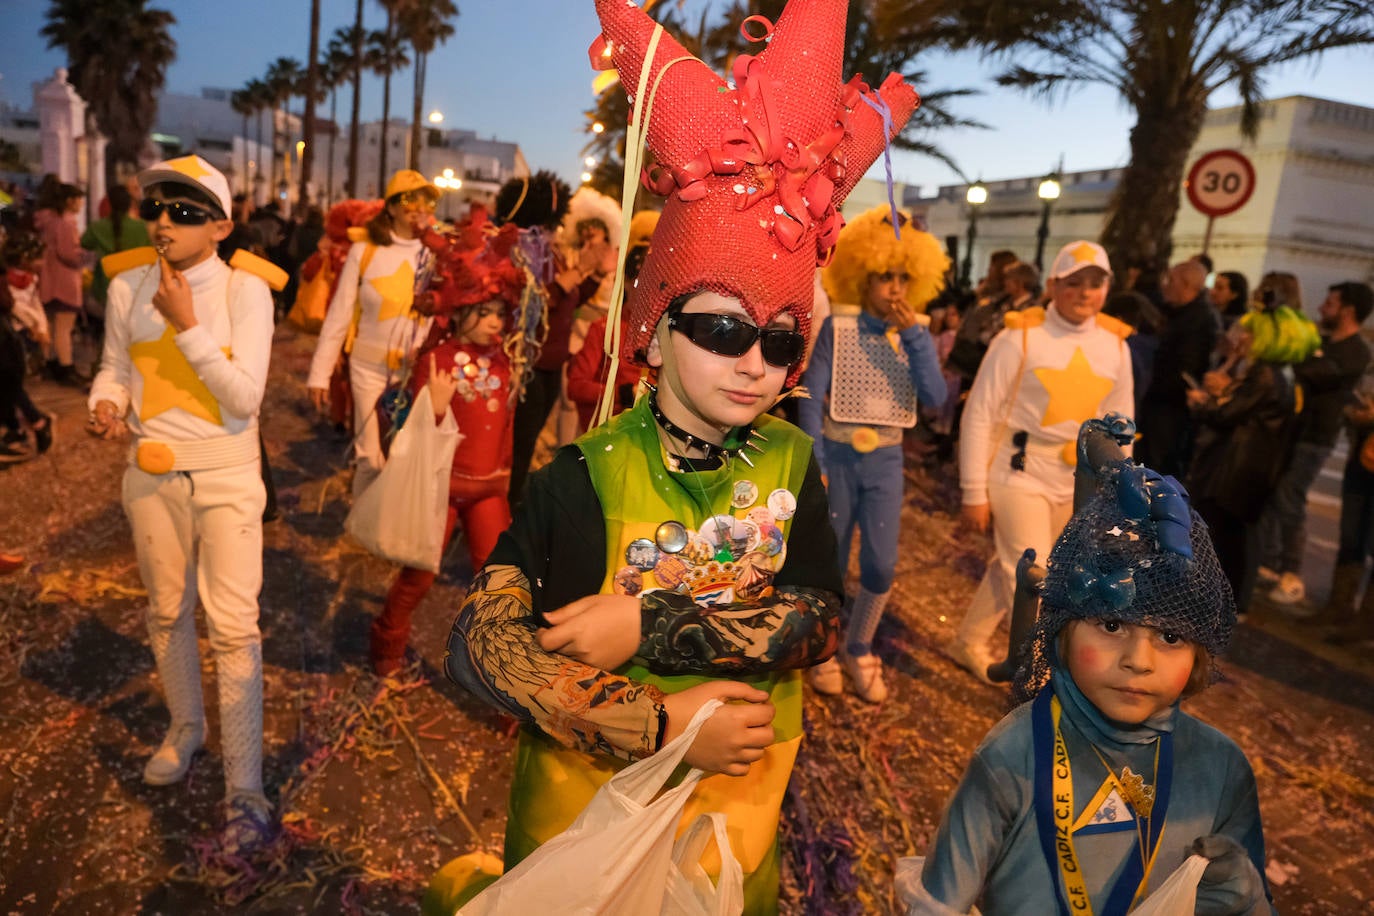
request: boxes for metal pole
[1202,215,1215,258]
[962,208,978,289]
[1034,200,1051,272]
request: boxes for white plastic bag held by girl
[346,386,460,572]
[459,699,743,916]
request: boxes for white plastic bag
[663,812,745,916]
[459,699,743,916]
[346,386,460,572]
[1131,853,1209,916]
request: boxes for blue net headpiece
[1010,463,1235,705]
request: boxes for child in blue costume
[799,207,948,702]
[903,461,1276,915]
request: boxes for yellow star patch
[1033,347,1115,427]
[369,261,415,322]
[129,324,227,425]
[166,155,213,180]
[1070,242,1100,264]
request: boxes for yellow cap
[384,169,439,200]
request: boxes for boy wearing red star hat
[946,241,1135,685]
[437,1,919,910]
[86,155,287,852]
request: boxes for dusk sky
[4,0,1372,195]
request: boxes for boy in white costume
[87,155,285,850]
[948,241,1134,683]
[306,169,438,495]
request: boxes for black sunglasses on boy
[667,307,805,368]
[138,197,221,226]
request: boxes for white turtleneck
[960,304,1134,505]
[307,236,430,389]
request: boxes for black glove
[1192,834,1267,915]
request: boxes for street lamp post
[961,181,988,289]
[1034,174,1061,272]
[433,168,462,221]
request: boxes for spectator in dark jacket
[1136,259,1218,477]
[1259,279,1374,606]
[1103,289,1164,417]
[1188,306,1314,614]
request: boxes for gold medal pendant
[1118,766,1155,817]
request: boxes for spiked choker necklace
[647,385,767,467]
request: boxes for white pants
[349,358,390,497]
[957,481,1072,651]
[123,459,266,653]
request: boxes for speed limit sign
[1186,150,1255,217]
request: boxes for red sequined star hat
[591,0,920,383]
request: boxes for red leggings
[370,489,510,667]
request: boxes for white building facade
[1,81,527,217]
[899,95,1374,315]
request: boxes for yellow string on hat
[593,26,694,429]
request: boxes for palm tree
[922,0,1374,275]
[398,0,459,171]
[374,1,413,193]
[245,78,274,202]
[264,57,306,196]
[299,0,322,207]
[323,30,359,205]
[41,0,177,193]
[346,0,366,196]
[229,88,255,196]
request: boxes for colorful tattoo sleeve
[445,564,667,760]
[635,585,841,675]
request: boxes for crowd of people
[4,0,1374,911]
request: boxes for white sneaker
[840,652,888,704]
[807,657,844,695]
[1256,566,1280,588]
[1268,572,1306,605]
[143,720,205,785]
[945,639,995,686]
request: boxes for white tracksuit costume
[957,304,1134,653]
[307,237,430,496]
[89,254,273,802]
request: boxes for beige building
[897,95,1374,314]
[1,75,527,217]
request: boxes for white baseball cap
[1049,240,1112,280]
[138,155,233,219]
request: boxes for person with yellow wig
[799,207,948,702]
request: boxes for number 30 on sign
[1185,149,1256,218]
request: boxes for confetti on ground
[1,326,1371,913]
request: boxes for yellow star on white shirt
[370,261,415,322]
[129,324,228,425]
[1033,347,1115,427]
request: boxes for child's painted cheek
[1160,658,1194,696]
[1067,642,1106,680]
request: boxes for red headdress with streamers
[591,0,919,385]
[419,206,524,316]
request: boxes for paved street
[1,324,1371,914]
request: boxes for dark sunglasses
[395,189,437,210]
[667,309,804,368]
[139,197,220,225]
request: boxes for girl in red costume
[369,210,525,676]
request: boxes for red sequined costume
[370,210,525,675]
